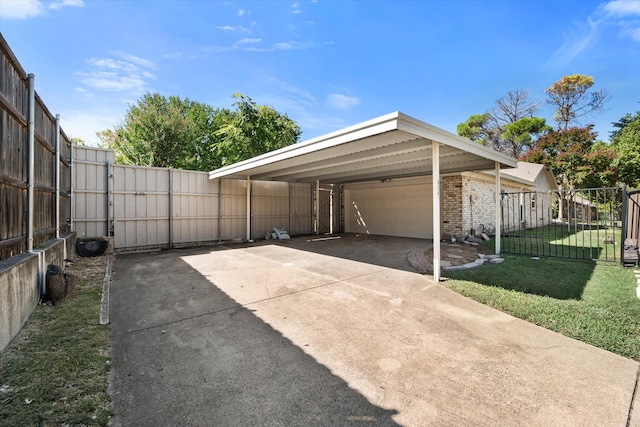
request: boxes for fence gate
[500,187,622,263]
[622,189,640,266]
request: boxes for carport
[209,112,517,281]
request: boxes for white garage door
[343,176,433,239]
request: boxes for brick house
[441,162,557,238]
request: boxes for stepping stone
[485,254,500,259]
[489,258,505,264]
[445,253,464,259]
[478,254,485,259]
[440,260,452,267]
[474,258,487,265]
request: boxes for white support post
[246,176,251,242]
[432,141,441,282]
[329,185,334,235]
[495,162,501,255]
[315,179,320,235]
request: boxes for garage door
[343,176,433,239]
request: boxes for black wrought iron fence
[500,187,622,263]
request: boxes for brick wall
[441,175,462,238]
[461,174,524,235]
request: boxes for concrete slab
[109,235,639,426]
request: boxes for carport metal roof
[208,112,518,283]
[208,112,517,184]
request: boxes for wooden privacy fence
[0,34,71,262]
[73,146,315,251]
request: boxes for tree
[545,74,609,130]
[457,89,550,157]
[214,94,301,166]
[519,126,617,190]
[98,92,301,171]
[610,111,640,188]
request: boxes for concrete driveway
[109,234,639,426]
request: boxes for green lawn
[500,222,623,262]
[0,256,112,426]
[443,255,640,361]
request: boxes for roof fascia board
[209,112,402,180]
[396,113,517,168]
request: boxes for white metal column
[495,161,501,255]
[314,179,320,234]
[246,176,251,242]
[432,141,441,282]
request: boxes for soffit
[208,112,517,184]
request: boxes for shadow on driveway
[109,249,400,426]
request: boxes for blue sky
[1,0,639,147]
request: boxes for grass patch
[443,255,640,361]
[0,256,111,426]
[501,223,622,262]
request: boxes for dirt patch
[424,242,491,266]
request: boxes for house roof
[208,112,518,184]
[482,161,557,190]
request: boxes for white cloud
[604,0,640,15]
[49,0,83,10]
[1,0,43,19]
[60,110,123,146]
[326,93,360,110]
[628,27,640,41]
[216,25,250,33]
[237,9,249,16]
[237,38,262,45]
[77,54,155,93]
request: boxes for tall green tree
[457,89,550,157]
[545,74,609,130]
[610,110,640,188]
[98,92,301,171]
[214,94,302,166]
[519,126,617,190]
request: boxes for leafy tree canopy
[545,74,609,130]
[98,92,301,171]
[610,110,640,188]
[457,89,550,157]
[519,126,617,190]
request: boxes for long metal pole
[246,176,251,242]
[168,169,173,248]
[315,180,320,234]
[432,142,441,282]
[217,179,222,242]
[27,73,35,252]
[55,114,61,238]
[495,162,501,255]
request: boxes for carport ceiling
[208,112,517,184]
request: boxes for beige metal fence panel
[289,182,313,236]
[112,165,169,249]
[252,181,290,239]
[171,170,218,246]
[72,147,113,239]
[219,179,247,241]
